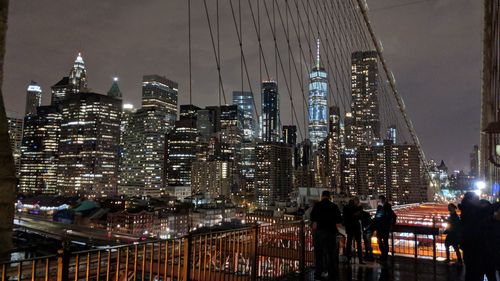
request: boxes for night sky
[3,0,482,172]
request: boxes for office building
[165,118,199,187]
[351,51,380,146]
[51,53,88,105]
[308,40,329,150]
[25,81,42,115]
[57,92,121,197]
[119,75,178,197]
[255,142,293,207]
[191,160,232,198]
[19,106,61,194]
[233,91,256,141]
[261,81,280,142]
[7,117,23,176]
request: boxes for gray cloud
[3,0,482,171]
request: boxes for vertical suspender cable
[188,0,192,104]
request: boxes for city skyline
[3,0,481,172]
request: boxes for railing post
[432,218,437,264]
[432,234,437,262]
[299,220,306,281]
[414,234,418,260]
[251,224,259,281]
[56,246,69,281]
[391,232,395,258]
[183,234,192,281]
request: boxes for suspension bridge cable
[354,0,430,175]
[227,0,261,123]
[188,0,192,104]
[202,0,227,105]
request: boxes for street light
[483,121,500,167]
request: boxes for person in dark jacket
[443,203,462,264]
[310,190,342,281]
[343,197,364,264]
[373,195,396,262]
[361,209,374,261]
[478,199,497,281]
[493,202,500,276]
[458,192,496,281]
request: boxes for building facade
[255,142,293,208]
[7,117,24,176]
[191,160,232,198]
[351,51,380,147]
[261,81,280,142]
[19,106,61,194]
[25,81,42,116]
[51,53,88,105]
[233,91,256,141]
[165,118,199,187]
[57,92,121,197]
[119,75,178,197]
[308,40,328,151]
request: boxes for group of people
[307,190,500,281]
[308,191,396,281]
[443,192,500,281]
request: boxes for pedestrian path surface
[276,257,466,281]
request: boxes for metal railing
[1,221,449,281]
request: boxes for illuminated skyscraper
[261,81,280,142]
[25,81,42,115]
[51,53,88,105]
[233,91,256,141]
[119,75,178,197]
[308,40,328,151]
[255,142,293,207]
[351,51,380,146]
[165,117,199,186]
[19,106,61,194]
[325,106,342,190]
[7,117,23,176]
[191,160,232,198]
[57,92,121,198]
[68,52,88,93]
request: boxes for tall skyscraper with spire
[69,52,88,92]
[51,53,88,105]
[308,39,328,151]
[25,81,42,115]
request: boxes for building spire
[69,52,88,92]
[107,77,122,99]
[316,38,320,68]
[75,52,84,64]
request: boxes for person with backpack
[373,195,396,263]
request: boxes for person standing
[459,192,484,281]
[361,209,374,261]
[343,197,364,264]
[373,195,396,263]
[310,190,343,281]
[443,203,462,264]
